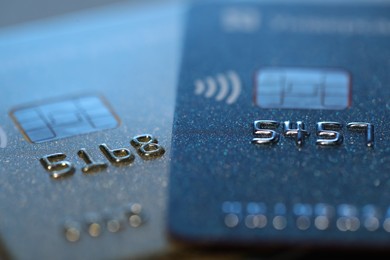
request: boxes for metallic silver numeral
[78,148,108,173]
[130,134,165,159]
[99,143,135,165]
[316,121,343,146]
[347,122,374,147]
[283,121,310,146]
[252,120,280,145]
[40,153,75,179]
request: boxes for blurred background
[1,0,388,28]
[0,0,135,27]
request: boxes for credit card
[0,1,184,259]
[168,0,390,252]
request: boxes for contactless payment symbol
[194,70,242,105]
[10,95,119,143]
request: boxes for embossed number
[252,120,280,145]
[316,122,343,146]
[283,121,310,146]
[131,134,165,159]
[40,153,75,178]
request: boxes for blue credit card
[168,1,390,249]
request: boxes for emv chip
[10,95,119,143]
[255,67,351,110]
